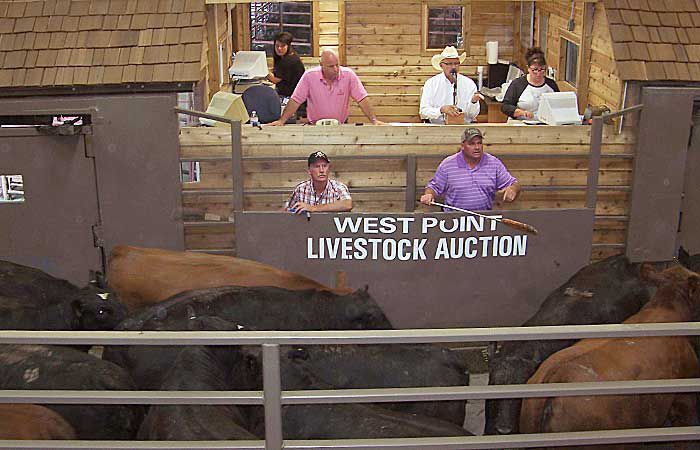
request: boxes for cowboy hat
[431,46,467,71]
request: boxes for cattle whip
[429,201,539,235]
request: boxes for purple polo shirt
[291,66,368,123]
[427,151,517,211]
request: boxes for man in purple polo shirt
[420,128,520,211]
[268,48,383,126]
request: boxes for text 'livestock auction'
[307,217,528,261]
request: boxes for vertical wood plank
[205,4,220,101]
[577,2,596,112]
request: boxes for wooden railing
[179,123,634,259]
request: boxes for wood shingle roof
[605,0,700,81]
[0,0,205,89]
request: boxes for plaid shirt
[287,179,351,207]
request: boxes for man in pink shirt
[268,48,383,125]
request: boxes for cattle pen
[1,0,700,445]
[1,323,700,449]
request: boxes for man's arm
[495,160,520,203]
[268,99,300,126]
[313,199,353,212]
[356,97,383,125]
[420,187,438,205]
[291,199,352,213]
[420,162,447,205]
[502,181,521,203]
[462,79,482,122]
[419,79,442,120]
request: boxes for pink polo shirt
[291,66,369,123]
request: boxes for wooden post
[205,4,220,101]
[405,154,417,212]
[577,2,596,113]
[338,0,346,64]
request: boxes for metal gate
[679,102,700,254]
[626,86,700,262]
[0,125,102,285]
[0,93,185,286]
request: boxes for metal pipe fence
[2,322,700,449]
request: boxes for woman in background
[501,47,559,119]
[267,31,305,98]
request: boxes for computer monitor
[228,51,269,80]
[199,91,250,127]
[536,91,581,126]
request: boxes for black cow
[188,315,468,427]
[0,259,127,330]
[104,285,392,390]
[0,260,80,306]
[679,247,700,273]
[137,346,256,440]
[274,403,469,439]
[485,255,651,435]
[0,288,126,331]
[0,344,142,439]
[245,346,469,439]
[138,338,468,440]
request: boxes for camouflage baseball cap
[461,127,483,142]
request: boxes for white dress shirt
[420,73,481,124]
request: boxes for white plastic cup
[486,41,498,65]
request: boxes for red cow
[520,264,700,450]
[0,404,76,439]
[108,245,349,312]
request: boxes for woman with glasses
[501,47,559,120]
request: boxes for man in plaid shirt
[286,151,353,214]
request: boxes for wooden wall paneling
[231,4,250,52]
[337,0,347,61]
[576,2,595,112]
[180,124,634,256]
[185,222,235,249]
[587,4,623,111]
[205,4,220,101]
[344,1,516,123]
[512,0,522,66]
[226,4,234,58]
[312,1,320,54]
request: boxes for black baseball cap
[308,151,330,166]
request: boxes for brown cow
[519,264,700,450]
[0,404,77,439]
[108,245,349,312]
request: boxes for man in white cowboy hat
[419,46,482,124]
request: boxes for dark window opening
[250,2,313,56]
[427,6,463,49]
[562,38,579,87]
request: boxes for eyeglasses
[441,62,461,67]
[529,66,546,73]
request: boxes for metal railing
[2,322,700,449]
